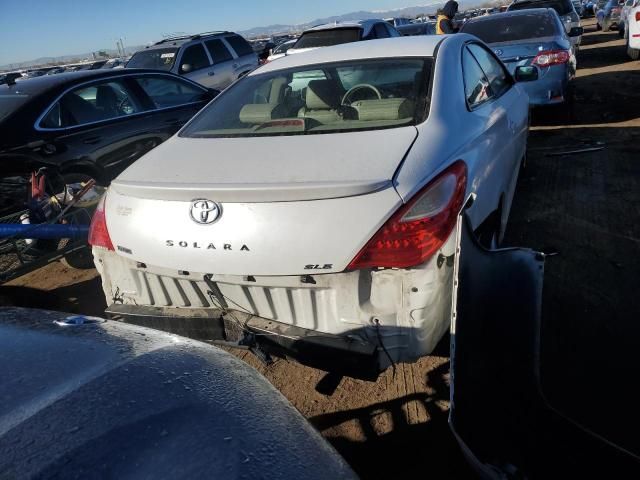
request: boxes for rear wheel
[618,22,625,37]
[58,172,100,270]
[628,38,640,60]
[596,21,602,31]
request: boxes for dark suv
[127,31,258,90]
[508,0,583,47]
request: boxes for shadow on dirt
[506,125,640,459]
[531,70,640,127]
[578,44,631,69]
[579,31,620,46]
[309,362,475,480]
[0,278,106,317]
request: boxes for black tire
[618,23,625,38]
[629,40,640,60]
[596,22,602,31]
[61,246,95,269]
[59,172,98,270]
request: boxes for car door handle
[207,71,215,76]
[82,136,102,145]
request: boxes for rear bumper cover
[105,304,380,380]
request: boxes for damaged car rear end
[91,35,530,379]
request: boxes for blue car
[460,9,582,105]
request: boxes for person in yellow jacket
[436,0,460,34]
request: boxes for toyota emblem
[190,199,222,225]
[494,49,503,56]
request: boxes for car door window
[41,79,143,128]
[225,35,254,57]
[135,76,205,109]
[205,39,234,65]
[462,47,492,108]
[179,43,210,74]
[467,44,511,98]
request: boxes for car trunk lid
[489,38,563,74]
[111,127,418,202]
[104,128,419,275]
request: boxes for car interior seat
[297,79,343,124]
[60,93,102,126]
[95,85,121,118]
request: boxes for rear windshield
[181,58,432,138]
[509,0,573,16]
[461,13,558,42]
[293,28,362,49]
[0,93,30,122]
[126,48,178,70]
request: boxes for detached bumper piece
[106,304,380,381]
[450,215,640,478]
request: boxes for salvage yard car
[286,20,401,56]
[461,9,580,105]
[508,0,583,48]
[90,35,535,379]
[624,0,640,58]
[0,69,216,184]
[126,31,258,90]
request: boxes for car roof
[139,31,234,51]
[303,19,384,36]
[0,68,194,96]
[464,7,555,22]
[253,35,447,75]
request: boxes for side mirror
[569,26,584,36]
[180,63,192,74]
[515,66,539,82]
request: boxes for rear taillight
[348,161,467,270]
[88,194,114,251]
[532,50,570,67]
[636,11,640,21]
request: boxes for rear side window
[462,48,492,107]
[205,39,233,64]
[293,29,362,49]
[127,48,178,70]
[508,0,573,15]
[467,44,511,98]
[179,44,210,74]
[461,12,559,42]
[225,35,254,57]
[41,79,143,128]
[135,76,205,108]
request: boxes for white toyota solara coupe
[90,35,534,379]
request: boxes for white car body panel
[94,35,530,368]
[628,3,640,50]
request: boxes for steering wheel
[341,84,382,105]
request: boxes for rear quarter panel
[395,36,529,232]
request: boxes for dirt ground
[2,19,638,478]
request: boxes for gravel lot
[2,19,638,478]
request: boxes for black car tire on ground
[59,172,98,270]
[628,39,640,60]
[618,22,625,37]
[596,22,602,30]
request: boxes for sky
[0,0,420,66]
